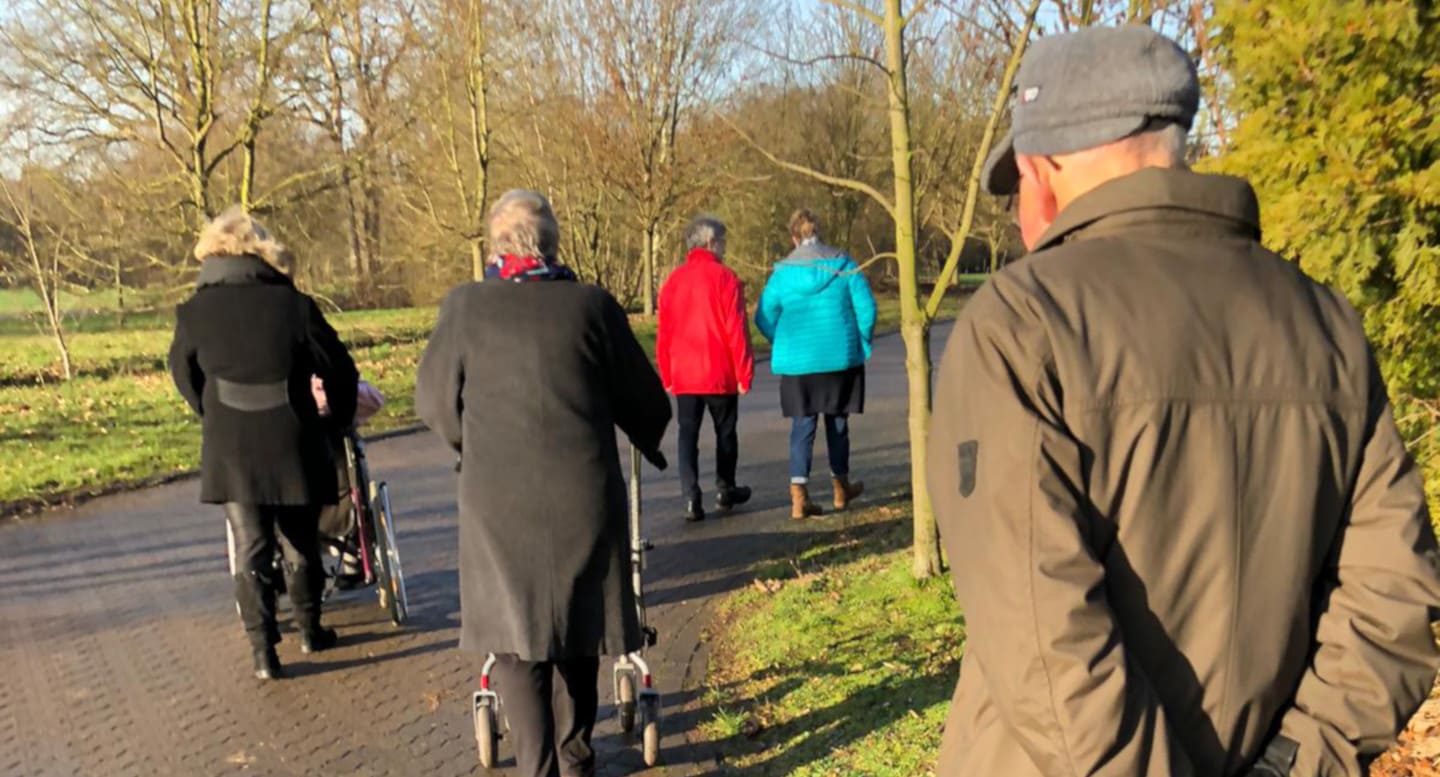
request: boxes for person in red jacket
[657,216,755,522]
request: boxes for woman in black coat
[168,207,359,681]
[416,190,671,777]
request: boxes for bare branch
[903,0,938,26]
[925,0,1042,321]
[820,0,886,26]
[722,114,897,220]
[745,41,891,76]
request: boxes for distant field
[0,291,967,514]
[0,307,438,511]
[0,287,129,317]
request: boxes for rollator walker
[474,446,662,767]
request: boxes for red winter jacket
[656,248,755,395]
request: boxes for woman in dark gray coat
[416,190,670,777]
[168,207,358,681]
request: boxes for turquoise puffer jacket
[755,242,877,376]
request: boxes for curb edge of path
[0,423,429,523]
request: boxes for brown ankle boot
[790,484,823,520]
[832,477,864,510]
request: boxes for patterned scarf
[491,254,577,283]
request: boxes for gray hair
[193,206,287,265]
[684,216,727,252]
[1127,120,1189,165]
[488,189,560,260]
[1051,120,1190,169]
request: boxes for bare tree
[299,0,418,290]
[396,0,494,281]
[568,0,755,314]
[0,169,87,380]
[0,0,307,299]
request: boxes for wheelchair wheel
[370,481,409,625]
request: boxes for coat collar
[196,254,292,289]
[784,241,845,262]
[686,247,722,264]
[1033,167,1262,252]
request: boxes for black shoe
[253,646,284,680]
[684,496,706,523]
[299,626,338,654]
[334,571,365,591]
[716,485,752,510]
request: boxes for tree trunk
[24,222,72,380]
[881,0,943,578]
[41,288,72,381]
[471,239,485,282]
[341,161,365,283]
[642,223,657,316]
[467,0,491,281]
[114,258,125,328]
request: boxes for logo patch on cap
[1021,86,1041,104]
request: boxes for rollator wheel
[475,702,498,768]
[617,673,637,733]
[640,703,660,766]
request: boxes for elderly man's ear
[1014,154,1061,250]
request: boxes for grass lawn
[0,291,967,513]
[0,306,440,510]
[699,496,962,777]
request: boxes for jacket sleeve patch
[958,440,979,497]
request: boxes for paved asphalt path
[0,325,948,777]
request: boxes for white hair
[1056,120,1190,168]
[684,216,727,252]
[488,189,560,260]
[193,206,288,266]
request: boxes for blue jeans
[790,414,849,485]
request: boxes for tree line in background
[0,0,1434,578]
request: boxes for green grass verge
[699,497,963,776]
[0,307,439,386]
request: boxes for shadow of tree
[700,658,958,776]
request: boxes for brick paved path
[0,328,936,777]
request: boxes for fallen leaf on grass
[751,579,783,594]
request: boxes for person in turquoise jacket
[755,208,877,520]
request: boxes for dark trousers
[789,414,850,484]
[676,394,740,501]
[491,655,601,777]
[223,502,325,649]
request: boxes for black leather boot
[253,646,284,680]
[684,496,706,523]
[299,626,339,654]
[716,484,752,510]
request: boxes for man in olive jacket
[928,26,1440,777]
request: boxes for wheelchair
[226,428,409,627]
